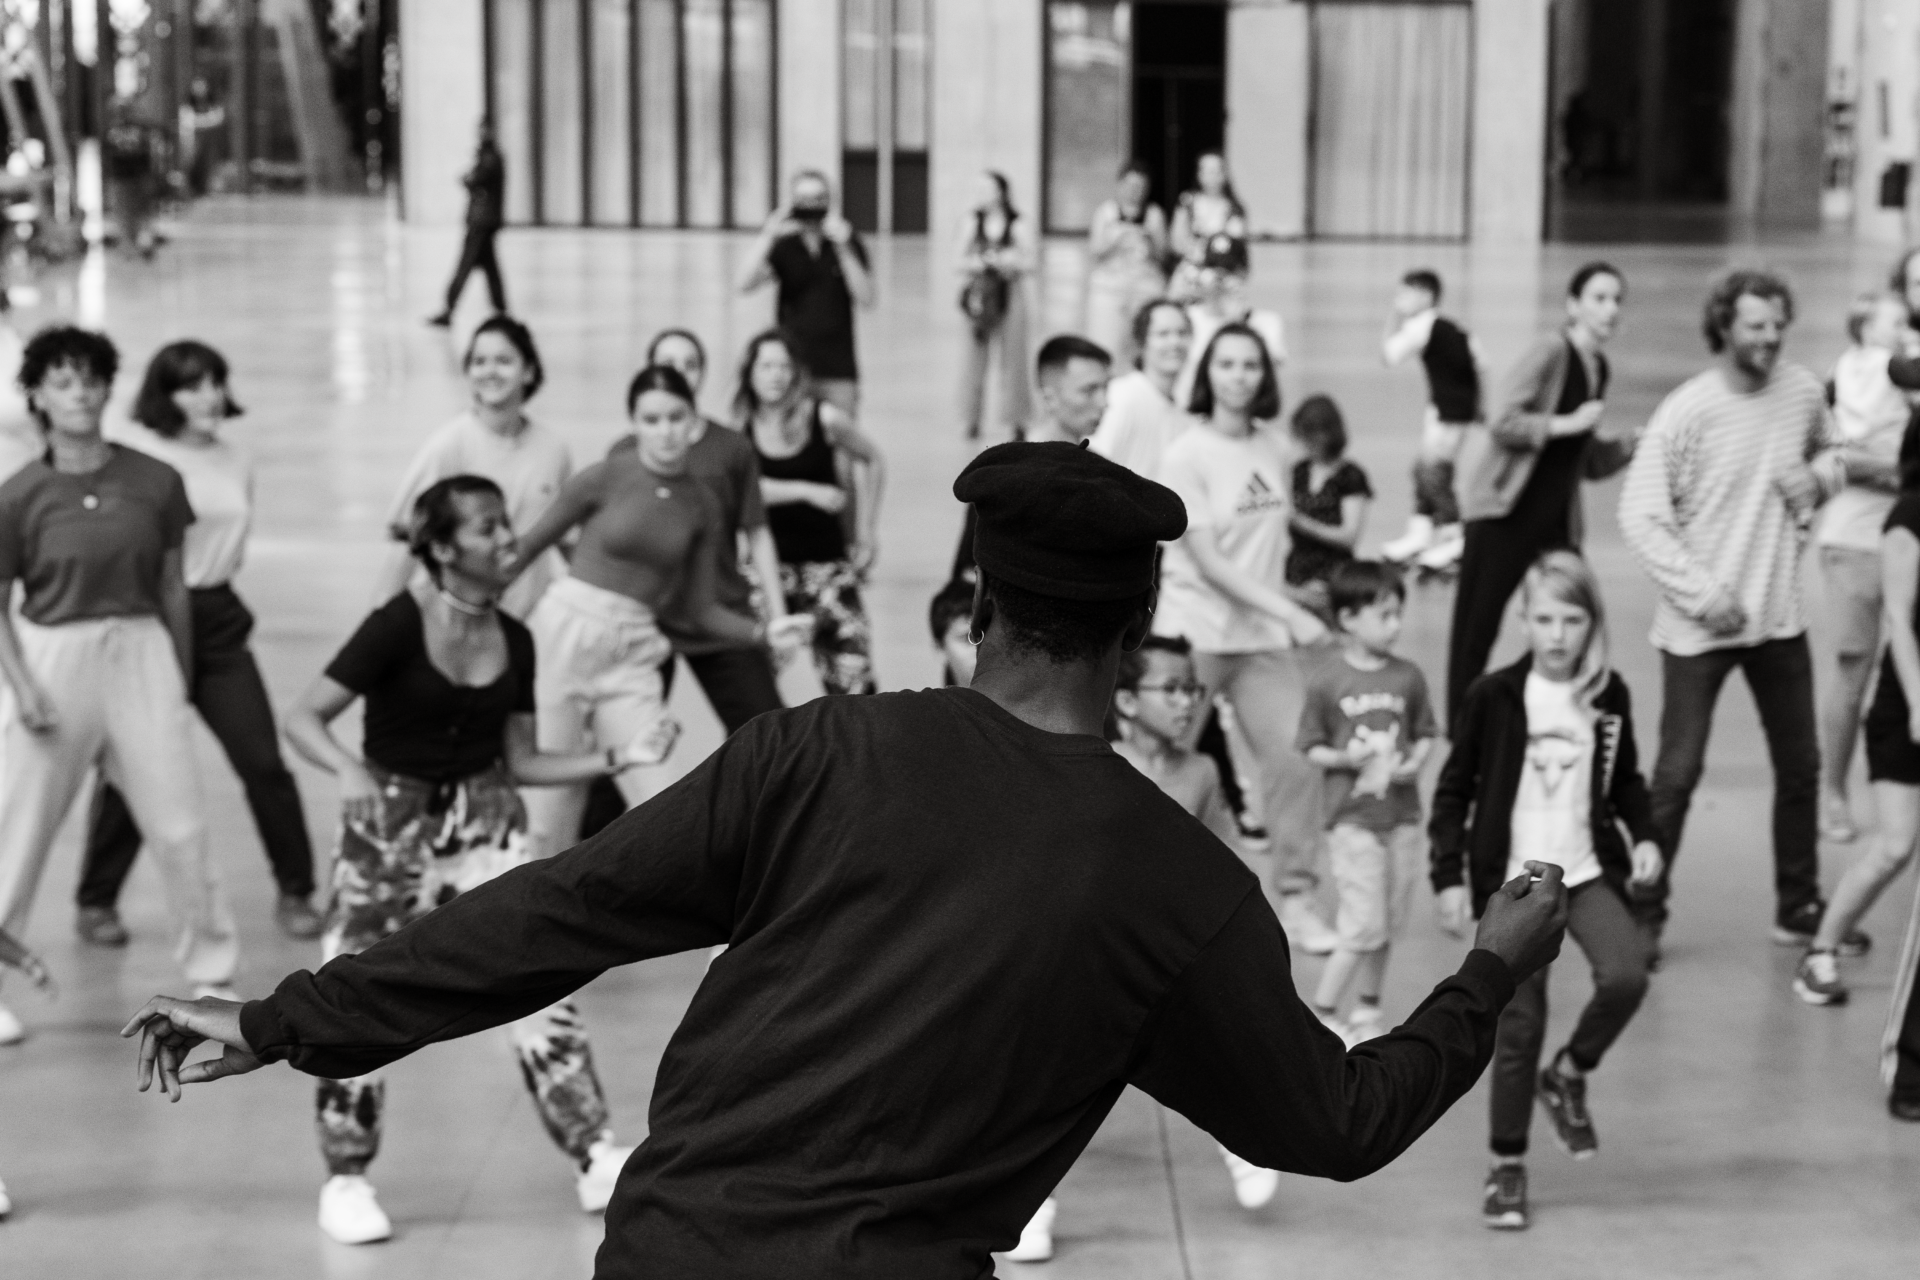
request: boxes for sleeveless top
[757,402,849,565]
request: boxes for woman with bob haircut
[74,339,320,947]
[0,326,240,1045]
[376,314,571,619]
[1153,321,1338,953]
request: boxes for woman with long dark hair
[956,170,1034,439]
[737,329,885,695]
[74,340,318,947]
[282,475,671,1244]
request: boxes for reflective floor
[0,197,1916,1276]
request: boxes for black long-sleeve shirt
[242,687,1514,1278]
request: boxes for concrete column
[1728,0,1831,229]
[929,0,1042,259]
[399,0,483,225]
[1851,0,1920,244]
[1471,0,1549,244]
[1226,0,1308,239]
[778,0,841,197]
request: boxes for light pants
[0,615,237,986]
[1191,648,1324,894]
[958,290,1032,435]
[1084,268,1165,371]
[522,576,674,858]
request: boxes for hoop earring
[966,627,985,646]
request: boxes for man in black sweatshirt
[126,442,1568,1279]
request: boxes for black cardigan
[1429,656,1657,916]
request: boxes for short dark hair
[1289,394,1346,459]
[1401,269,1442,301]
[19,325,118,393]
[1568,261,1624,300]
[463,315,544,399]
[132,340,241,437]
[405,474,505,581]
[1703,268,1794,353]
[1115,633,1192,694]
[1036,334,1111,382]
[646,326,706,371]
[985,572,1148,664]
[626,363,697,416]
[1130,298,1188,368]
[1188,322,1281,420]
[928,577,975,644]
[1328,559,1405,621]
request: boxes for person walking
[279,476,674,1244]
[1618,268,1870,954]
[1154,321,1338,952]
[0,326,240,1045]
[740,170,874,418]
[74,341,319,948]
[738,329,884,696]
[427,119,507,326]
[956,171,1034,440]
[376,316,569,620]
[1446,262,1633,724]
[126,441,1570,1280]
[1089,299,1193,480]
[1084,162,1168,367]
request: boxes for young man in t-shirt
[1297,561,1438,1046]
[740,171,875,418]
[1381,269,1484,572]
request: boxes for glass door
[842,0,927,234]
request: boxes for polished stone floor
[0,197,1917,1276]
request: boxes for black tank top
[757,402,849,564]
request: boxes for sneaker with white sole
[318,1175,392,1245]
[1793,950,1848,1006]
[1382,515,1435,563]
[1482,1161,1528,1229]
[1415,524,1464,571]
[1218,1146,1280,1209]
[1277,893,1339,956]
[1344,1005,1385,1045]
[0,1002,22,1046]
[1005,1196,1056,1262]
[576,1138,632,1213]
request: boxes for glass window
[843,0,879,150]
[589,0,633,226]
[892,0,927,152]
[1045,1,1130,233]
[637,0,679,226]
[490,0,536,225]
[540,0,583,225]
[730,0,774,228]
[683,0,726,228]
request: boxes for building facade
[401,0,1911,245]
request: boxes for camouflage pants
[781,560,876,696]
[315,763,612,1176]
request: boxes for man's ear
[1118,583,1157,653]
[968,573,992,644]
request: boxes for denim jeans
[1644,635,1822,926]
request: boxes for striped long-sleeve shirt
[1617,362,1842,656]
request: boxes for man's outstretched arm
[1129,865,1566,1181]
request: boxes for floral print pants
[782,560,877,696]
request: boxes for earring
[966,627,985,646]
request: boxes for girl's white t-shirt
[111,421,254,588]
[1089,370,1191,481]
[1506,672,1603,888]
[1153,423,1295,653]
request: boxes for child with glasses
[1296,560,1438,1046]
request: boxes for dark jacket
[1429,655,1657,916]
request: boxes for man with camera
[740,170,876,417]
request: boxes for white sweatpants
[0,615,237,985]
[522,576,674,858]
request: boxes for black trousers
[77,585,315,908]
[579,647,783,840]
[1446,518,1570,726]
[444,225,507,314]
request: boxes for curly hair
[404,474,506,582]
[18,325,118,393]
[1702,268,1794,354]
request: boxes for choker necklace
[437,586,495,617]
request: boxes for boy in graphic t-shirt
[1296,561,1438,1046]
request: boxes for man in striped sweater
[1619,269,1885,957]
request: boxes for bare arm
[760,477,846,511]
[1184,527,1327,644]
[830,226,876,307]
[738,210,787,293]
[511,467,602,577]
[157,547,194,685]
[824,406,886,564]
[1883,528,1920,741]
[503,711,676,787]
[1289,493,1369,552]
[282,674,382,824]
[749,525,787,619]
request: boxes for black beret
[953,441,1187,601]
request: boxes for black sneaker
[1482,1161,1528,1229]
[1537,1058,1598,1159]
[75,906,129,948]
[1771,901,1870,956]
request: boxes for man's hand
[1628,840,1664,888]
[121,995,263,1103]
[1470,862,1569,984]
[1552,400,1605,437]
[1434,884,1472,938]
[1698,591,1747,637]
[823,213,854,246]
[1774,463,1821,517]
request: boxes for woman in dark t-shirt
[281,475,677,1245]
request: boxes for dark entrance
[1131,3,1227,212]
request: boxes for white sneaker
[192,984,241,1003]
[576,1138,632,1213]
[1381,515,1435,563]
[0,1002,22,1046]
[1219,1146,1280,1209]
[1278,894,1339,956]
[1345,1005,1385,1045]
[1005,1196,1056,1262]
[0,1174,12,1218]
[1415,524,1464,570]
[318,1175,392,1245]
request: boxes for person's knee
[1594,963,1649,1009]
[1864,834,1918,880]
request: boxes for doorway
[1131,2,1226,212]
